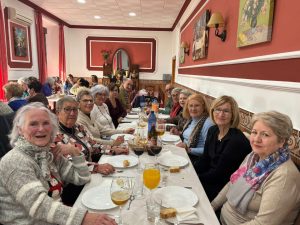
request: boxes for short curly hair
[3,82,23,98]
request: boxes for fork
[127,195,135,210]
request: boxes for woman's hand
[82,212,117,225]
[124,128,135,134]
[50,143,81,159]
[113,136,125,146]
[94,163,115,175]
[117,117,123,123]
[112,146,129,155]
[170,127,180,135]
[176,142,186,148]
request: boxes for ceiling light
[129,12,136,17]
[94,15,101,19]
[77,0,86,4]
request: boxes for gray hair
[180,89,192,97]
[76,88,92,102]
[9,102,58,147]
[171,87,182,95]
[56,96,77,112]
[17,77,29,85]
[46,77,55,86]
[251,111,293,145]
[91,84,109,98]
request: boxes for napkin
[158,151,174,161]
[176,206,199,223]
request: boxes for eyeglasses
[171,94,179,97]
[81,99,94,104]
[63,107,78,113]
[213,108,231,114]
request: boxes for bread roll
[123,160,130,167]
[160,208,177,219]
[169,166,180,173]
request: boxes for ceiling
[25,0,188,29]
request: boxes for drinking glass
[143,163,160,200]
[156,122,166,140]
[110,177,134,225]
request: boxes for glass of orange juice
[143,163,160,205]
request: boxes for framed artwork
[237,0,275,47]
[4,8,32,68]
[192,10,210,61]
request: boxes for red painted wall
[86,37,156,72]
[179,0,300,82]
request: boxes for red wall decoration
[178,0,300,82]
[86,37,156,73]
[4,8,33,68]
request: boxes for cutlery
[127,195,135,210]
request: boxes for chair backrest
[0,112,15,158]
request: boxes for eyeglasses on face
[81,99,94,104]
[213,108,231,114]
[63,107,78,113]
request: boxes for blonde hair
[210,95,240,128]
[3,82,23,98]
[182,93,209,119]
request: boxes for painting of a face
[13,27,27,57]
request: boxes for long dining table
[73,123,220,225]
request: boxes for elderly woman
[195,95,252,201]
[105,82,127,128]
[56,96,127,205]
[0,102,116,225]
[211,111,300,225]
[3,82,27,111]
[166,89,192,131]
[176,94,214,163]
[76,88,130,147]
[27,79,49,107]
[169,87,182,118]
[91,84,134,134]
[17,76,29,98]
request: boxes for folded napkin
[158,151,174,160]
[176,206,198,223]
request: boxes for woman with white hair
[17,76,29,98]
[91,84,134,134]
[0,102,117,225]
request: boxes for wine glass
[143,163,161,202]
[110,177,134,225]
[156,122,166,140]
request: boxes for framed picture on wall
[237,0,275,47]
[4,8,33,68]
[192,10,210,61]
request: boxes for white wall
[172,0,300,130]
[64,28,173,80]
[2,0,39,80]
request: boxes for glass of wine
[110,177,134,225]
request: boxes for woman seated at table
[165,89,192,132]
[56,96,127,205]
[3,82,27,111]
[70,78,90,95]
[76,88,132,145]
[169,87,182,118]
[194,95,252,201]
[91,84,134,133]
[211,111,300,225]
[176,94,214,164]
[0,102,117,225]
[105,82,127,128]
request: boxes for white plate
[111,134,135,141]
[126,114,139,119]
[158,154,189,167]
[153,186,198,208]
[131,108,141,112]
[157,114,170,119]
[82,182,117,210]
[106,155,138,168]
[161,134,180,142]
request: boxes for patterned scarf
[227,146,289,214]
[181,115,208,148]
[170,102,182,118]
[15,136,55,181]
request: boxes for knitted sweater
[0,143,90,225]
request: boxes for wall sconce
[181,41,190,55]
[207,12,227,42]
